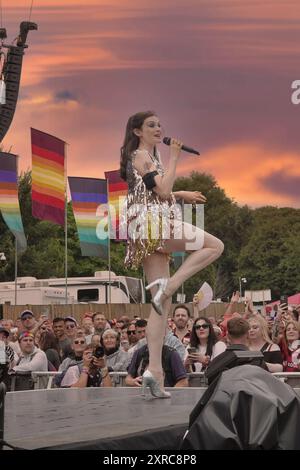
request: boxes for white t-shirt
[185,341,227,372]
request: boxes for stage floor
[4,387,205,450]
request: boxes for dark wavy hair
[189,317,217,357]
[120,110,158,181]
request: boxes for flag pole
[14,238,18,305]
[64,144,68,305]
[181,199,185,301]
[107,179,111,317]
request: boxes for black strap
[142,171,158,190]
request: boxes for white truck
[0,271,145,305]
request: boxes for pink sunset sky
[2,0,300,207]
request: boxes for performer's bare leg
[143,251,171,389]
[161,221,224,298]
[143,222,223,391]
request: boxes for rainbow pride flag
[31,128,65,226]
[68,177,108,258]
[0,152,27,252]
[104,169,128,240]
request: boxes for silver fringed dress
[123,150,180,270]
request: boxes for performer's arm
[173,190,207,204]
[172,191,185,200]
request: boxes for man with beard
[172,305,192,346]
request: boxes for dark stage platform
[4,387,205,450]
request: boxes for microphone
[163,137,200,155]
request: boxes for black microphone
[163,137,200,155]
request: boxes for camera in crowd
[93,346,105,359]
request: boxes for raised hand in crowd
[243,298,255,319]
[231,291,240,303]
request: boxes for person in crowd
[135,319,147,342]
[247,315,283,372]
[58,335,87,373]
[167,316,174,331]
[280,321,300,372]
[172,305,192,346]
[52,317,72,360]
[184,317,226,372]
[12,331,48,372]
[0,318,14,331]
[219,291,241,336]
[61,344,112,388]
[92,312,109,337]
[100,329,130,372]
[0,319,20,355]
[125,342,188,389]
[82,314,94,336]
[119,315,130,328]
[164,326,186,361]
[213,325,223,342]
[19,310,36,333]
[64,317,78,341]
[90,334,101,349]
[0,326,17,369]
[120,325,130,352]
[39,330,61,370]
[127,319,148,355]
[34,317,53,346]
[127,323,139,349]
[54,335,88,388]
[113,319,125,334]
[205,317,267,386]
[121,111,223,398]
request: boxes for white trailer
[0,271,145,305]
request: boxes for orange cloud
[177,144,300,207]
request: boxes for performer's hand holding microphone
[163,137,200,156]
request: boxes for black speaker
[0,381,6,450]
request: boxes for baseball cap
[20,310,34,320]
[64,316,78,325]
[0,327,10,337]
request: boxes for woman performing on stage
[120,111,224,398]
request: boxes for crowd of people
[0,291,300,392]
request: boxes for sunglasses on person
[66,324,76,329]
[22,316,33,321]
[127,330,136,335]
[74,340,85,345]
[195,324,210,330]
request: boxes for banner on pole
[0,152,27,252]
[68,176,109,258]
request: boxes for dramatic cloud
[3,0,300,207]
[261,170,300,198]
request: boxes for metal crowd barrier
[272,372,300,388]
[7,371,300,391]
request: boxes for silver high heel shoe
[142,370,171,398]
[145,278,169,316]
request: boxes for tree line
[0,171,299,302]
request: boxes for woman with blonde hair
[248,314,283,372]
